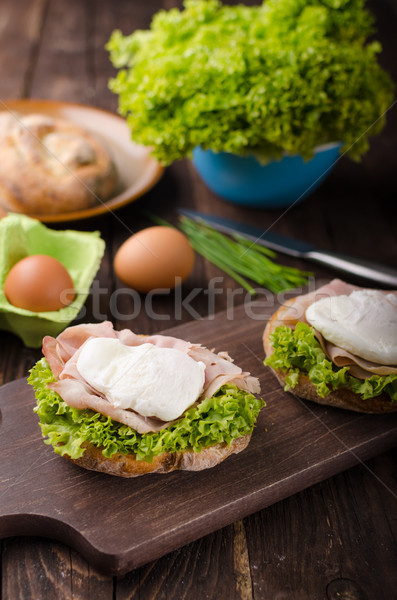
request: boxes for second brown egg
[114,226,195,293]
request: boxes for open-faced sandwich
[28,322,264,477]
[263,279,397,413]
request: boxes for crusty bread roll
[263,299,397,414]
[65,435,251,478]
[0,112,117,214]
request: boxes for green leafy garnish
[106,0,393,165]
[264,322,397,401]
[29,358,264,462]
[179,216,312,294]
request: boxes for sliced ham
[42,336,64,378]
[189,345,261,398]
[204,373,261,400]
[42,322,260,433]
[324,340,397,378]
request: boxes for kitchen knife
[178,209,397,288]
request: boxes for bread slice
[64,435,251,477]
[263,299,397,414]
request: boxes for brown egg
[4,254,76,312]
[114,226,195,293]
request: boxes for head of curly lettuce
[29,358,265,463]
[106,0,393,165]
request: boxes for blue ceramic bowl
[192,142,342,209]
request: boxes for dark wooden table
[1,0,396,598]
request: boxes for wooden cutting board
[1,299,396,575]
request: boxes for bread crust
[64,435,251,477]
[263,299,397,414]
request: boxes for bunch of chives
[179,216,312,295]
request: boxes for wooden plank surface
[0,0,396,597]
[1,299,396,575]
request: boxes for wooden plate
[1,299,396,575]
[0,99,163,222]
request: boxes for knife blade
[178,209,397,288]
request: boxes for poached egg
[305,290,397,365]
[76,337,206,421]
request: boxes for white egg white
[76,337,206,421]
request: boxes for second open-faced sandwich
[29,322,264,477]
[263,279,397,413]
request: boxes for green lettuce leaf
[106,0,393,165]
[28,358,264,462]
[264,322,397,402]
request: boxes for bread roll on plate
[0,113,117,214]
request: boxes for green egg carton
[0,213,105,347]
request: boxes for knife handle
[306,250,397,288]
